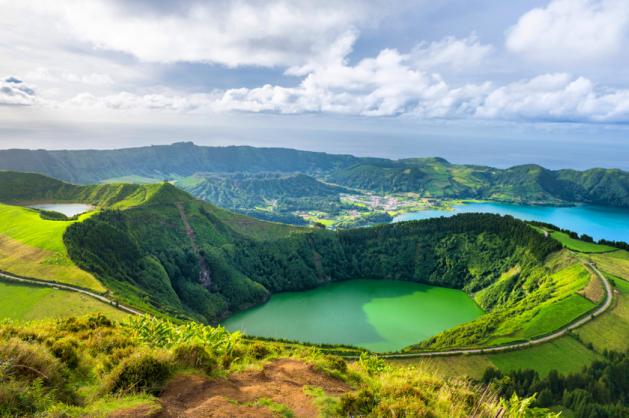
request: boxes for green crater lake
[223,279,483,352]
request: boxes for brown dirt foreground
[113,359,350,418]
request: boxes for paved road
[370,262,613,359]
[0,270,143,316]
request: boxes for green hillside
[177,172,353,225]
[329,159,629,207]
[1,143,627,209]
[0,203,103,290]
[0,172,175,291]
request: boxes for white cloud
[506,0,629,63]
[59,70,629,124]
[14,0,383,69]
[476,73,629,122]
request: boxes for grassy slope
[419,251,596,350]
[0,281,128,321]
[550,231,616,253]
[590,249,629,278]
[408,247,629,378]
[574,275,629,353]
[0,172,169,291]
[0,315,546,418]
[0,203,104,291]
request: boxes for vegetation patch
[0,314,557,417]
[574,276,629,353]
[0,203,103,290]
[591,250,629,280]
[0,281,129,321]
[550,231,616,253]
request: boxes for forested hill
[58,178,560,325]
[1,142,628,207]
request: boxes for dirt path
[155,359,349,418]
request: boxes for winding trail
[0,270,143,316]
[371,261,613,359]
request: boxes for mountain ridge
[1,142,628,208]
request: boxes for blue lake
[393,202,629,242]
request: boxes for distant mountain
[329,160,629,207]
[0,141,365,183]
[1,142,628,208]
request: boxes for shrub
[173,343,217,373]
[0,338,64,388]
[86,330,135,356]
[48,337,80,369]
[0,379,54,416]
[340,388,378,416]
[247,342,272,360]
[322,355,347,374]
[103,350,172,394]
[59,314,112,333]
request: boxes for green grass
[591,250,629,280]
[550,231,615,253]
[0,203,104,291]
[516,294,595,339]
[574,276,629,353]
[391,354,495,379]
[393,335,600,379]
[488,336,600,377]
[409,254,629,380]
[0,281,129,321]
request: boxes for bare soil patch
[155,359,350,418]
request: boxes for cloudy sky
[1,0,629,168]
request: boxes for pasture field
[574,276,629,352]
[0,281,128,321]
[550,231,616,253]
[590,250,629,279]
[0,203,104,291]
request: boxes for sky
[1,0,629,169]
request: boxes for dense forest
[63,182,560,337]
[482,350,629,417]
